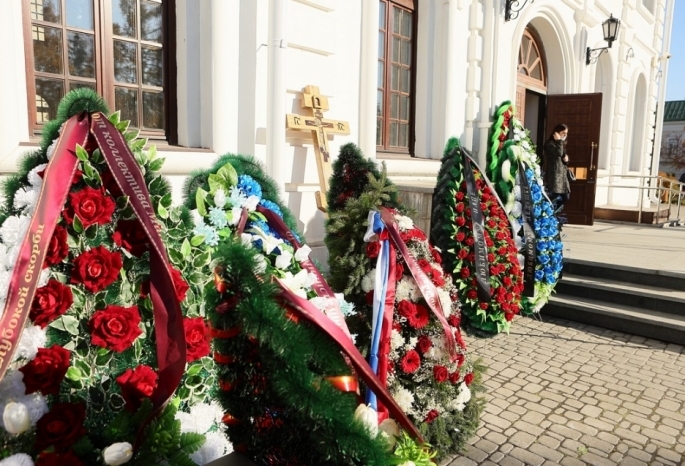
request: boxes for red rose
[448,314,461,328]
[456,353,465,367]
[44,226,69,268]
[455,202,465,213]
[416,335,433,354]
[466,289,478,300]
[366,241,381,259]
[397,300,415,319]
[455,232,466,242]
[430,248,442,264]
[408,304,429,329]
[449,371,460,384]
[395,262,405,280]
[35,402,86,451]
[399,350,421,374]
[36,451,84,466]
[479,302,489,310]
[456,217,466,227]
[465,237,475,247]
[30,280,73,328]
[464,372,474,386]
[112,219,149,257]
[424,409,439,424]
[171,267,190,302]
[417,259,432,273]
[505,312,515,322]
[457,249,469,260]
[455,191,465,201]
[184,317,211,362]
[116,365,158,411]
[19,345,70,395]
[90,305,143,352]
[63,187,116,228]
[460,267,470,279]
[433,365,449,383]
[71,246,122,293]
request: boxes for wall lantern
[586,14,621,65]
[505,0,534,22]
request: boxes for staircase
[543,260,685,345]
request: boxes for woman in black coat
[543,123,571,212]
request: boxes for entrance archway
[516,26,547,156]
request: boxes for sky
[665,0,685,101]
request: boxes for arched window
[517,28,547,93]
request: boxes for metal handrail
[595,174,685,224]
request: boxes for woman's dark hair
[548,123,568,140]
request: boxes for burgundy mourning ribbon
[379,208,458,362]
[462,151,492,304]
[275,280,424,443]
[0,114,89,382]
[517,160,537,297]
[90,112,186,408]
[257,205,352,338]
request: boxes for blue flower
[208,207,228,229]
[535,270,544,281]
[259,199,283,218]
[238,174,263,198]
[193,223,219,246]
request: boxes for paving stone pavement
[440,315,685,466]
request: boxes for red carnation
[408,303,429,329]
[433,365,449,383]
[19,345,70,395]
[456,353,465,367]
[184,317,211,362]
[44,225,69,268]
[479,302,489,310]
[70,246,122,293]
[35,402,86,451]
[505,312,515,322]
[449,371,461,384]
[397,300,416,319]
[90,305,143,352]
[448,314,461,328]
[416,335,433,354]
[36,451,84,466]
[424,409,439,424]
[30,280,73,328]
[171,267,190,302]
[112,219,149,257]
[63,187,116,228]
[116,365,158,411]
[464,372,474,386]
[366,241,381,259]
[430,248,442,264]
[399,350,421,374]
[418,259,432,273]
[395,262,405,280]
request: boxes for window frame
[377,0,417,156]
[21,0,177,144]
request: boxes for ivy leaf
[158,204,169,219]
[195,189,208,217]
[72,215,85,234]
[169,248,184,266]
[148,157,165,173]
[65,366,84,381]
[108,110,121,125]
[160,193,173,208]
[186,364,203,377]
[49,315,80,335]
[75,144,89,162]
[190,235,205,247]
[85,224,98,240]
[188,272,207,286]
[75,359,92,378]
[207,174,227,195]
[180,239,191,258]
[192,251,211,268]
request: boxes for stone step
[563,259,685,291]
[556,273,685,317]
[542,294,685,346]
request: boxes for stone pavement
[441,316,685,466]
[440,222,685,466]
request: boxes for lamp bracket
[586,46,609,65]
[505,0,534,22]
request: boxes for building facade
[0,0,675,257]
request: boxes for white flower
[27,164,47,188]
[175,411,197,433]
[534,165,541,178]
[213,189,227,208]
[392,387,414,413]
[522,140,531,151]
[425,335,445,361]
[190,431,232,465]
[243,195,260,211]
[253,254,267,274]
[517,254,525,268]
[354,404,378,437]
[0,269,12,308]
[23,393,48,424]
[378,418,400,449]
[0,371,26,401]
[38,269,50,288]
[281,270,316,299]
[449,383,472,412]
[3,402,30,435]
[511,201,523,218]
[390,329,405,351]
[0,453,34,466]
[513,185,521,201]
[275,250,293,269]
[501,159,511,181]
[514,235,524,250]
[294,244,312,262]
[0,216,31,246]
[395,215,414,231]
[103,442,134,465]
[190,402,224,434]
[259,233,284,255]
[511,218,522,236]
[361,269,376,293]
[190,210,204,227]
[395,276,420,302]
[46,140,57,160]
[13,325,47,362]
[438,289,452,318]
[228,207,243,226]
[13,188,39,213]
[240,233,253,248]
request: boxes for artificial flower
[116,365,158,411]
[0,454,34,466]
[112,220,149,257]
[19,345,71,395]
[70,246,123,293]
[89,305,143,352]
[183,317,211,362]
[44,225,69,268]
[35,402,86,451]
[63,187,116,228]
[29,280,74,328]
[2,402,31,435]
[103,442,133,465]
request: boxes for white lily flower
[243,195,260,211]
[275,250,293,269]
[214,188,227,208]
[240,233,253,248]
[103,442,133,465]
[262,234,284,255]
[294,244,312,262]
[280,270,311,299]
[228,207,243,226]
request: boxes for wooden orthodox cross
[286,85,350,213]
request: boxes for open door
[545,93,603,225]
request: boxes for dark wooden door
[545,93,603,225]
